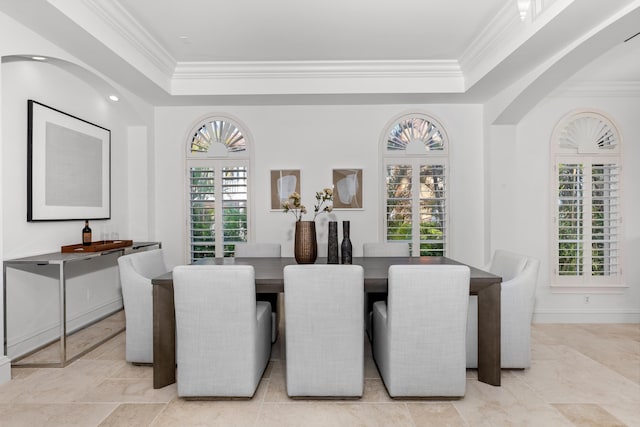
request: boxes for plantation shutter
[221,166,248,257]
[189,167,216,261]
[557,163,584,276]
[591,163,619,276]
[419,164,446,256]
[385,164,412,242]
[555,161,620,281]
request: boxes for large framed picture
[27,100,111,221]
[270,169,300,210]
[332,168,363,209]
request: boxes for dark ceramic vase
[341,220,352,264]
[327,221,339,264]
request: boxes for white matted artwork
[27,100,111,221]
[271,169,301,209]
[332,168,363,209]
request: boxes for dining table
[150,256,502,389]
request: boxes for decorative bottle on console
[341,220,352,264]
[327,221,339,264]
[82,220,92,246]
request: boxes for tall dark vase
[341,220,352,264]
[294,221,317,264]
[327,221,339,264]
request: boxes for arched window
[550,110,623,288]
[381,113,449,256]
[186,116,251,260]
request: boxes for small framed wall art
[270,169,301,209]
[332,168,363,209]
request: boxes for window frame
[185,115,253,260]
[549,110,624,292]
[380,112,450,257]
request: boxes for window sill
[550,284,628,294]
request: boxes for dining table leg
[476,281,501,386]
[153,281,176,389]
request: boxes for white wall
[154,105,486,269]
[155,96,638,325]
[0,10,155,368]
[0,43,7,385]
[489,92,640,322]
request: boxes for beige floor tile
[77,377,177,403]
[82,333,127,361]
[536,324,640,384]
[257,402,415,427]
[362,378,393,402]
[601,401,640,427]
[16,311,125,365]
[454,376,574,426]
[523,345,640,404]
[263,371,289,402]
[108,361,154,380]
[0,323,637,427]
[9,368,38,380]
[553,403,627,427]
[98,403,165,427]
[406,402,466,427]
[0,403,117,427]
[151,398,260,427]
[364,356,380,379]
[6,359,123,404]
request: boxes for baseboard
[0,356,11,385]
[533,308,640,323]
[6,298,123,359]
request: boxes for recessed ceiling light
[31,56,46,61]
[109,95,119,102]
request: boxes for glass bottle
[82,220,92,246]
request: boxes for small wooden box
[61,240,133,253]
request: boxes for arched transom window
[551,110,623,289]
[186,116,251,260]
[381,113,449,256]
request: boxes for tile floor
[0,314,638,426]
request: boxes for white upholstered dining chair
[117,248,169,364]
[466,250,540,369]
[284,264,365,397]
[172,265,271,398]
[372,264,470,397]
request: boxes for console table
[3,241,161,367]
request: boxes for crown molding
[460,0,576,89]
[170,60,465,96]
[173,60,462,79]
[552,81,640,97]
[81,0,175,75]
[459,1,520,83]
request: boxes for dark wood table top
[152,256,501,294]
